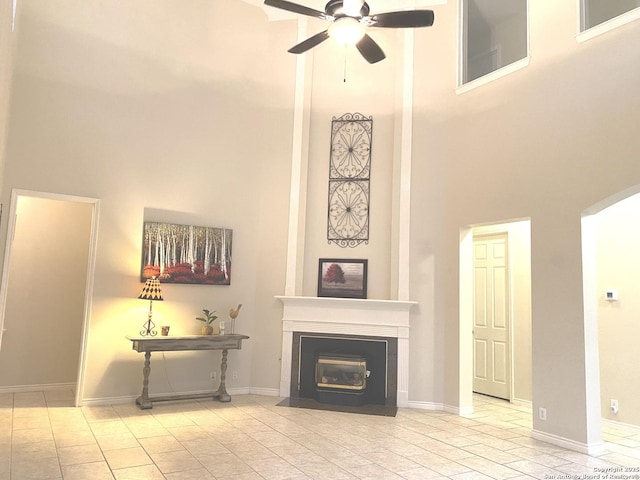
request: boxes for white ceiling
[242,0,446,21]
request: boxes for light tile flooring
[1,391,639,479]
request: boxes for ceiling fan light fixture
[328,17,365,46]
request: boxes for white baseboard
[405,401,474,415]
[0,382,75,394]
[407,400,444,410]
[248,387,280,397]
[409,398,534,415]
[82,395,136,406]
[601,417,640,433]
[227,387,251,396]
[511,397,532,407]
[532,429,605,455]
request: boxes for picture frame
[317,258,368,299]
[141,221,232,285]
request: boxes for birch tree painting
[141,222,233,285]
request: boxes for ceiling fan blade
[264,0,328,20]
[356,34,385,64]
[288,30,330,54]
[369,10,434,28]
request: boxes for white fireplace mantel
[276,296,417,407]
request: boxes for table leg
[135,351,153,409]
[214,349,231,402]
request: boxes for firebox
[292,333,397,408]
[315,354,370,406]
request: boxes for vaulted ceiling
[243,0,445,20]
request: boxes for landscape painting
[141,221,232,285]
[317,258,367,299]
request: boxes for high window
[460,0,528,85]
[581,0,640,31]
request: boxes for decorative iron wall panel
[327,113,372,248]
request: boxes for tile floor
[1,390,639,479]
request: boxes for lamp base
[140,301,157,336]
[140,317,157,337]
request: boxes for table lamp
[138,276,163,336]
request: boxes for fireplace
[277,296,416,408]
[292,332,397,407]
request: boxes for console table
[127,334,249,409]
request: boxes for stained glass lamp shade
[138,277,163,336]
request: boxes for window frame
[457,0,530,93]
[578,0,640,43]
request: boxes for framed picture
[317,258,368,299]
[141,221,232,285]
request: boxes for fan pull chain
[343,54,347,83]
[343,48,348,83]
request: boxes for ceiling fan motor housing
[325,0,370,18]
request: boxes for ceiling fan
[264,0,435,64]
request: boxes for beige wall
[0,0,296,399]
[0,0,16,190]
[0,195,92,387]
[301,29,399,299]
[595,193,640,426]
[412,1,640,446]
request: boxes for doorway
[461,219,532,410]
[0,190,99,406]
[583,190,640,431]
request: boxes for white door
[473,234,510,399]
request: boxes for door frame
[0,189,100,406]
[461,221,529,410]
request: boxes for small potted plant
[196,309,218,335]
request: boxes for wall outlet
[232,371,238,380]
[539,407,547,421]
[610,399,619,414]
[210,371,216,381]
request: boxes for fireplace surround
[277,296,416,408]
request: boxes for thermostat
[605,290,618,301]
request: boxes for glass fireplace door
[315,354,367,391]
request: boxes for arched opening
[582,185,640,451]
